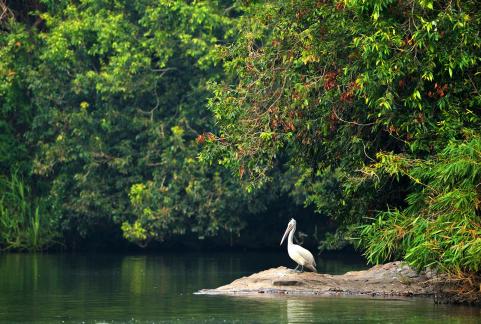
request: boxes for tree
[206,0,481,276]
[25,0,257,245]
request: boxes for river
[0,252,480,323]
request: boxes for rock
[272,280,304,286]
[195,262,435,298]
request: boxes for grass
[0,172,58,251]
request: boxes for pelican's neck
[288,225,295,245]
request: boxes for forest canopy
[1,0,481,282]
[203,0,481,275]
[0,0,310,251]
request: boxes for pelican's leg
[293,264,300,272]
[300,265,304,273]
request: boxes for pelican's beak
[280,223,293,245]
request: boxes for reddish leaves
[340,91,353,103]
[196,134,205,144]
[335,2,345,10]
[296,9,308,20]
[196,132,216,144]
[323,71,337,90]
[427,83,448,98]
[340,81,358,103]
[434,83,448,97]
[415,112,425,124]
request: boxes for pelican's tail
[306,264,317,273]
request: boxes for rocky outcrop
[196,261,436,297]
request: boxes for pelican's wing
[294,245,316,266]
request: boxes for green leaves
[0,0,256,246]
[205,0,481,274]
[2,0,481,263]
[0,173,59,251]
[360,137,481,273]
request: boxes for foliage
[0,172,59,251]
[0,17,34,175]
[359,136,481,273]
[3,0,481,283]
[206,0,481,274]
[0,2,60,250]
[202,0,402,245]
[22,0,264,245]
[348,0,481,274]
[1,0,309,249]
[121,125,268,246]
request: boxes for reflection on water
[0,252,479,323]
[286,298,314,323]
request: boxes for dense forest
[1,0,481,295]
[1,0,318,251]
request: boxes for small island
[197,262,480,305]
[197,262,434,297]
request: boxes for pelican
[280,218,317,272]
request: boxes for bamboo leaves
[360,137,481,273]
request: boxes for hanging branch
[0,0,14,25]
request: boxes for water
[0,252,480,323]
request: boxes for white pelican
[280,218,317,272]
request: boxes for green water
[0,252,480,323]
